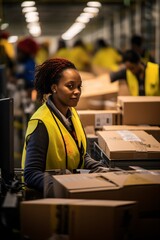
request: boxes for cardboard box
[69,199,137,240]
[78,110,121,129]
[97,130,160,160]
[118,80,131,96]
[76,95,104,110]
[80,74,118,98]
[117,96,160,125]
[102,125,160,142]
[20,198,138,240]
[76,74,118,110]
[53,170,160,214]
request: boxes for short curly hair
[34,58,77,101]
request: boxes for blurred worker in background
[35,41,50,65]
[131,34,155,65]
[68,39,91,72]
[91,38,122,75]
[0,30,15,83]
[21,58,108,197]
[15,37,39,95]
[51,38,70,60]
[12,37,39,166]
[110,49,160,96]
[0,30,15,64]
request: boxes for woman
[21,58,107,197]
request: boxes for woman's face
[52,68,82,114]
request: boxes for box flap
[53,173,118,191]
[103,171,160,187]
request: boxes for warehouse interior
[0,0,160,239]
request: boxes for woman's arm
[110,68,126,82]
[24,121,50,192]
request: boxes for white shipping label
[95,113,112,128]
[117,130,142,142]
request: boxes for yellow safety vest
[92,47,122,71]
[21,103,86,171]
[126,62,160,96]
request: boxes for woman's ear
[51,84,57,93]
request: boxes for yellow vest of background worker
[68,46,91,71]
[126,62,160,96]
[52,48,71,60]
[0,38,15,59]
[22,104,86,171]
[92,47,122,72]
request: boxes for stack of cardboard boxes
[20,96,160,239]
[20,169,160,239]
[78,96,160,165]
[50,170,160,239]
[77,109,121,157]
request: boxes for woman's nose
[73,88,81,95]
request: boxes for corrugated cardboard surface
[102,125,160,142]
[117,96,160,125]
[20,198,137,240]
[78,109,121,128]
[53,170,160,213]
[97,130,160,160]
[76,74,118,110]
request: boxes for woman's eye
[67,83,82,90]
[68,84,73,89]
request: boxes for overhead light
[83,7,99,14]
[62,22,86,40]
[27,21,41,37]
[87,1,102,8]
[27,22,40,29]
[8,36,18,43]
[22,7,37,13]
[61,1,102,40]
[25,15,39,23]
[29,25,41,37]
[0,23,9,30]
[76,16,90,24]
[21,1,41,37]
[80,12,95,19]
[25,12,39,19]
[21,1,35,7]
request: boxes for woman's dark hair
[122,49,141,64]
[34,58,76,101]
